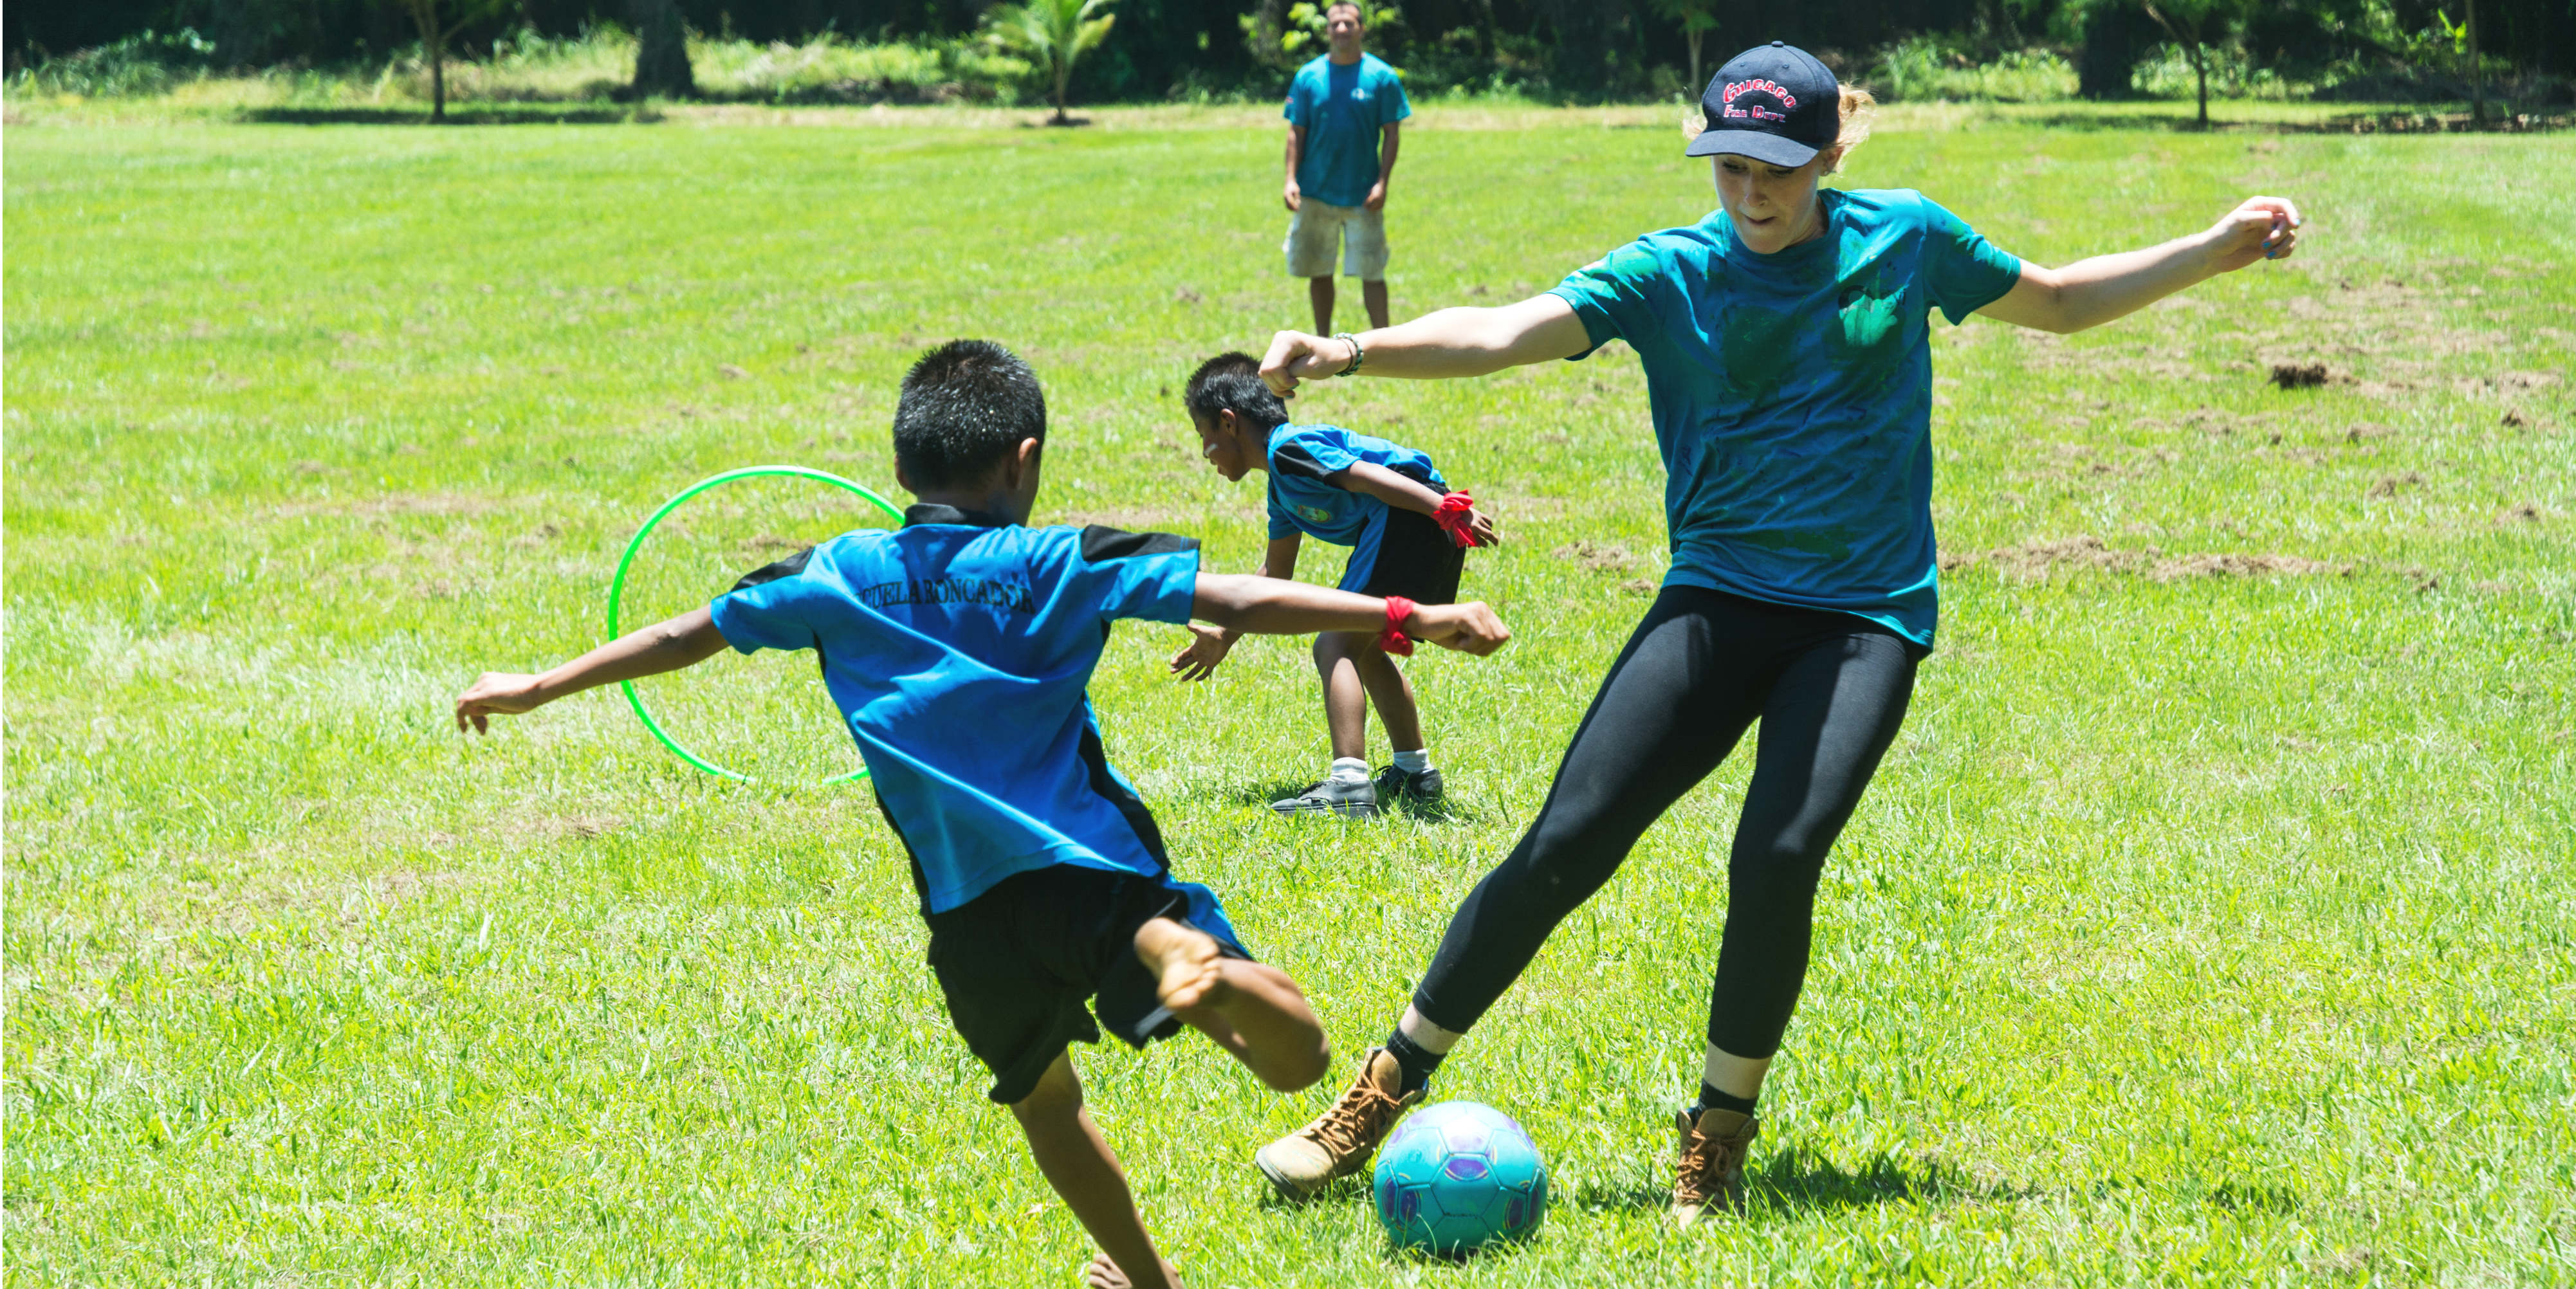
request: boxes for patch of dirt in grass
[2032,441,2178,478]
[490,814,627,843]
[2366,471,2425,498]
[2495,502,2544,525]
[1552,540,1636,572]
[2269,361,2333,389]
[1943,535,2353,582]
[2299,1247,2373,1276]
[274,491,509,520]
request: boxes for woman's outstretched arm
[1259,294,1592,396]
[1978,195,2304,335]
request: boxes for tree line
[8,0,2570,107]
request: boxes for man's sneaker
[1270,776,1379,818]
[1670,1106,1760,1227]
[1372,764,1445,803]
[1253,1047,1421,1199]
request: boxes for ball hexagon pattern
[1370,1101,1549,1256]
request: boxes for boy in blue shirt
[1170,351,1498,819]
[454,340,1511,1289]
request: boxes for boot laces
[1674,1122,1744,1208]
[1305,1080,1403,1160]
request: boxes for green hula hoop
[608,464,904,784]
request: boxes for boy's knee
[1006,1054,1083,1127]
[1313,632,1368,664]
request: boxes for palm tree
[983,0,1118,125]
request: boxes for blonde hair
[1829,86,1877,172]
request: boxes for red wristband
[1378,594,1418,657]
[1431,491,1478,549]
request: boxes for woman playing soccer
[1246,41,2303,1222]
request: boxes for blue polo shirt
[1265,422,1447,588]
[1285,53,1410,208]
[1547,187,2021,647]
[708,504,1237,935]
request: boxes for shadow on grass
[1223,777,1324,810]
[241,105,661,125]
[1572,1147,1987,1218]
[1999,107,2571,134]
[1212,776,1484,825]
[1253,1173,1368,1212]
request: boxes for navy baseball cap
[1686,41,1839,166]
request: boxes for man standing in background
[1282,2,1410,335]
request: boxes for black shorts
[1338,506,1464,606]
[925,864,1251,1105]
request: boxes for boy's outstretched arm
[1192,574,1509,655]
[455,607,729,733]
[1170,535,1305,681]
[1976,195,2303,335]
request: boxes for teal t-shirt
[1546,188,2021,647]
[1285,53,1410,209]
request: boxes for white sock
[1328,757,1371,785]
[1392,747,1431,775]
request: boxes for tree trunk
[2079,3,2155,100]
[430,26,446,120]
[1053,55,1070,123]
[630,0,695,98]
[2192,39,2207,127]
[2468,0,2487,124]
[1687,28,1703,95]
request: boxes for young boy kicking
[454,340,1511,1289]
[1172,351,1498,819]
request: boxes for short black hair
[894,340,1047,489]
[1184,352,1291,435]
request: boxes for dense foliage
[6,0,2571,103]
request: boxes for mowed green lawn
[5,109,2571,1286]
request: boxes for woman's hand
[1258,331,1350,397]
[1168,625,1237,681]
[456,673,548,733]
[2202,196,2303,273]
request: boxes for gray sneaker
[1373,764,1445,803]
[1270,776,1379,818]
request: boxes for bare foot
[1085,1250,1184,1289]
[1132,917,1230,1014]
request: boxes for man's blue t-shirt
[1284,53,1411,208]
[709,504,1236,935]
[1546,188,2021,647]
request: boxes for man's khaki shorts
[1284,199,1389,280]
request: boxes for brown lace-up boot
[1252,1048,1422,1200]
[1670,1106,1760,1227]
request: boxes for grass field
[5,105,2573,1286]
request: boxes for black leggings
[1413,585,1920,1059]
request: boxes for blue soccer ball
[1371,1100,1549,1256]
